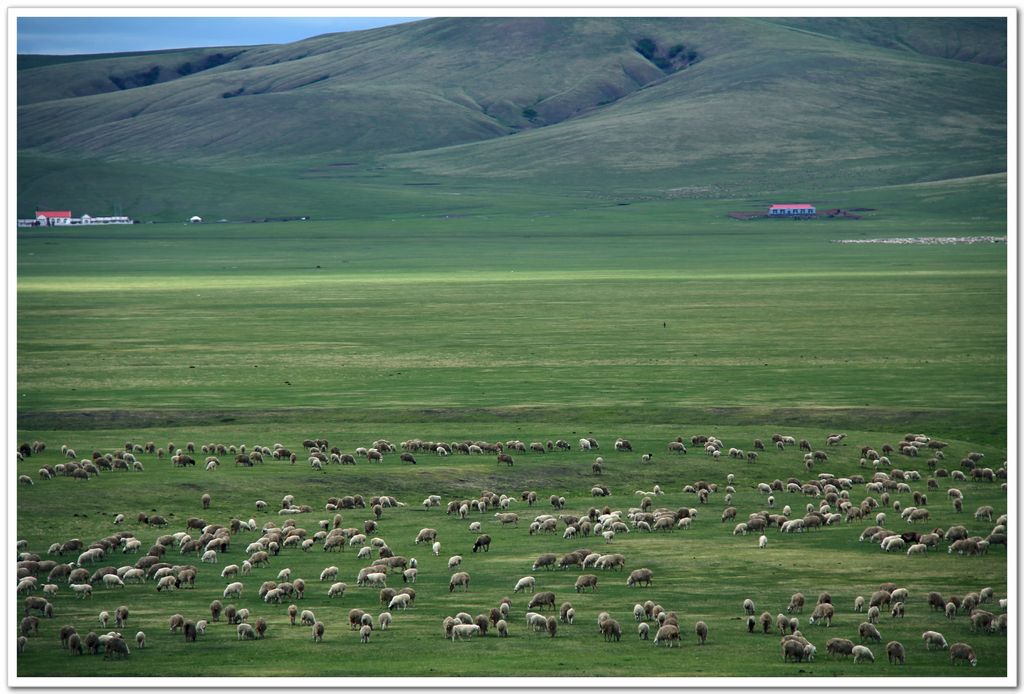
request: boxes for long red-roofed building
[36,210,72,225]
[769,203,816,217]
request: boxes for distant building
[189,216,203,223]
[18,210,134,227]
[36,210,73,226]
[769,203,816,217]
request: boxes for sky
[17,17,422,55]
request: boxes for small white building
[189,216,203,224]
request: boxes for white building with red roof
[769,203,816,217]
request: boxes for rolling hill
[17,16,1007,219]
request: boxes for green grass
[17,183,1007,444]
[14,430,1008,678]
[14,175,1008,679]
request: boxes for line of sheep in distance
[15,431,1006,672]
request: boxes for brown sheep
[859,622,882,642]
[826,637,855,657]
[949,642,977,666]
[695,620,708,645]
[601,618,622,642]
[528,591,556,611]
[626,568,653,587]
[574,575,598,593]
[886,640,906,664]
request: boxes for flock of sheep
[739,584,1001,666]
[15,430,1007,675]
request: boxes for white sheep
[514,576,536,594]
[201,550,218,564]
[432,541,441,557]
[364,572,387,588]
[42,584,59,597]
[136,631,146,649]
[379,612,392,630]
[102,574,125,589]
[320,566,339,582]
[389,593,412,611]
[451,624,480,641]
[447,555,462,569]
[922,631,948,650]
[328,582,347,598]
[758,534,768,549]
[852,645,875,663]
[223,582,243,599]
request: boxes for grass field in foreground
[13,428,1009,678]
[14,181,1008,678]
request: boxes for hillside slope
[17,16,1007,214]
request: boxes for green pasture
[14,178,1008,678]
[13,430,1009,678]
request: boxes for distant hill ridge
[17,17,1007,213]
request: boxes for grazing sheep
[826,638,855,657]
[532,553,557,571]
[103,636,130,659]
[787,593,805,614]
[601,618,623,642]
[223,582,243,599]
[922,630,948,650]
[808,603,834,627]
[449,571,470,593]
[886,640,906,665]
[627,568,653,588]
[70,584,93,599]
[575,574,598,593]
[528,591,556,611]
[695,620,708,645]
[447,555,463,570]
[852,644,875,663]
[653,624,679,647]
[949,642,977,666]
[743,598,756,616]
[451,624,480,641]
[853,596,865,613]
[514,576,536,594]
[859,622,881,642]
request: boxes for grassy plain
[14,178,1008,678]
